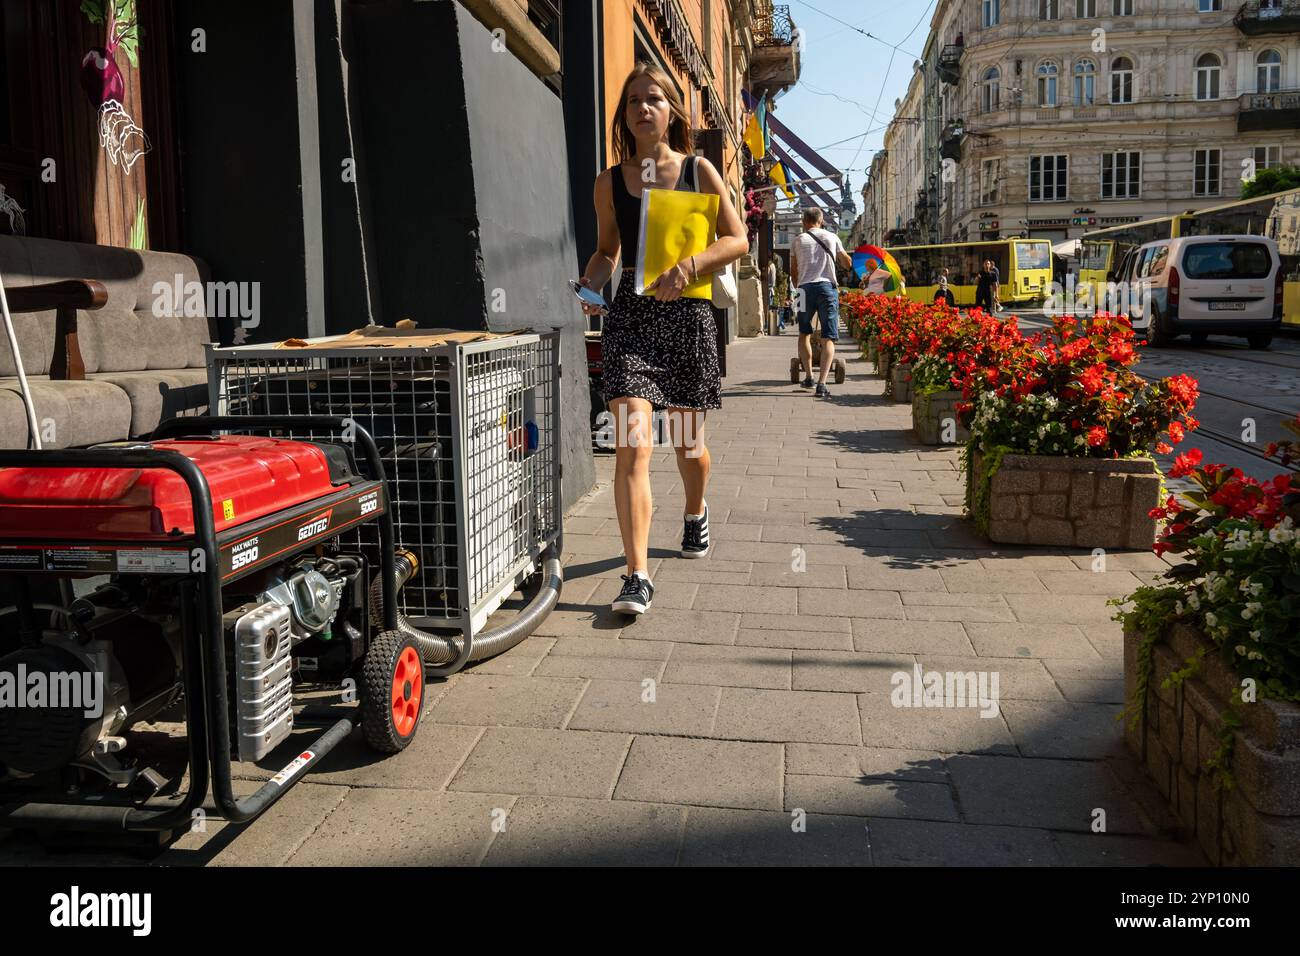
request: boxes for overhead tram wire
[843,0,935,177]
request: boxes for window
[1257,50,1282,94]
[1110,56,1134,103]
[1074,60,1097,106]
[1101,152,1141,199]
[1040,0,1060,19]
[1197,0,1221,10]
[1016,242,1051,270]
[982,0,1000,26]
[1076,0,1097,15]
[1183,242,1273,279]
[1148,246,1169,278]
[1037,61,1059,106]
[1135,246,1157,279]
[981,67,1001,112]
[1195,53,1221,101]
[1253,145,1281,170]
[1113,0,1133,14]
[1194,147,1221,197]
[980,158,1001,204]
[1030,155,1068,201]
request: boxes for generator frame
[205,331,563,678]
[0,416,398,832]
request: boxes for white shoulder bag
[686,157,738,310]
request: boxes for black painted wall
[171,2,307,345]
[346,0,594,507]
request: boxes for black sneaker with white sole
[815,383,831,398]
[612,574,654,615]
[800,375,814,389]
[681,505,711,558]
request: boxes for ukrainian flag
[743,110,765,161]
[768,160,795,201]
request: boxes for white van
[1105,235,1283,349]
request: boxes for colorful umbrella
[852,244,905,293]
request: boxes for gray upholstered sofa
[0,236,216,448]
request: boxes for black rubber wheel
[1145,306,1170,347]
[1247,334,1273,350]
[1190,333,1208,346]
[361,630,425,753]
[834,359,846,385]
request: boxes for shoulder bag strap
[806,230,841,287]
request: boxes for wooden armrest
[1,280,107,382]
[5,279,109,313]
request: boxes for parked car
[1104,235,1283,349]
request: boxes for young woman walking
[577,63,747,616]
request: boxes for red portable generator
[0,416,419,833]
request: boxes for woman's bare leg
[668,407,710,515]
[609,396,655,575]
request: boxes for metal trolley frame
[205,331,563,675]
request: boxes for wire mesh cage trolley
[205,332,561,637]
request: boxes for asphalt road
[1007,309,1300,481]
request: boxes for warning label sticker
[117,549,190,574]
[43,548,117,573]
[0,549,42,570]
[269,750,316,787]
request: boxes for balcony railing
[754,2,795,47]
[938,43,964,85]
[1238,88,1300,131]
[939,121,965,161]
[1234,0,1300,35]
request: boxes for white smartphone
[569,279,609,313]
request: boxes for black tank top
[611,155,699,269]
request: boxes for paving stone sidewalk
[1,330,1206,867]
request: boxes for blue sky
[774,0,936,194]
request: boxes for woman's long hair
[611,62,694,163]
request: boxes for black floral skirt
[601,275,722,410]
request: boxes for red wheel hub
[390,646,422,738]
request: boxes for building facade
[857,0,1300,246]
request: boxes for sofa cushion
[0,236,213,375]
[87,368,209,437]
[0,376,132,449]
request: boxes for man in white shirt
[790,207,852,398]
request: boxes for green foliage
[1241,165,1300,200]
[961,440,1011,535]
[80,0,140,68]
[129,197,147,251]
[1111,585,1180,731]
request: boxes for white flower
[1187,592,1201,610]
[1235,644,1247,656]
[1268,525,1295,545]
[1242,601,1262,620]
[1250,630,1261,641]
[1204,612,1218,627]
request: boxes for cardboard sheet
[276,326,526,350]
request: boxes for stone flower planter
[1124,622,1300,866]
[875,349,891,382]
[890,361,913,404]
[913,389,969,445]
[865,336,879,364]
[966,450,1160,549]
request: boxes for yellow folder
[635,187,718,300]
